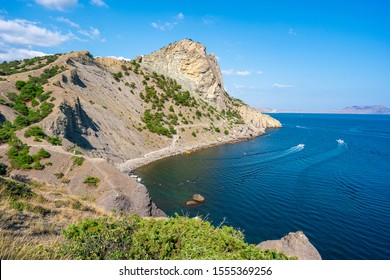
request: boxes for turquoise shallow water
[136,114,390,259]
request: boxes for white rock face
[141,39,281,131]
[142,39,226,109]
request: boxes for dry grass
[0,234,66,260]
[0,176,103,259]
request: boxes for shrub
[31,162,44,170]
[54,172,64,179]
[72,156,85,166]
[224,130,229,135]
[31,99,39,107]
[15,80,26,90]
[61,215,292,260]
[35,148,51,159]
[83,176,100,187]
[192,131,197,137]
[0,163,8,176]
[113,72,123,80]
[47,136,62,145]
[24,126,46,138]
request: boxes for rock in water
[257,231,322,260]
[185,200,198,206]
[192,194,205,203]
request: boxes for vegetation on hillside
[0,66,63,171]
[0,55,60,76]
[0,176,294,260]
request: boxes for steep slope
[141,39,281,132]
[0,39,281,216]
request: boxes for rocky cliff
[141,39,281,133]
[0,40,281,217]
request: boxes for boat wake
[336,139,346,145]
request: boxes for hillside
[0,39,280,219]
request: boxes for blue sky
[1,0,389,110]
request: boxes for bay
[136,114,390,259]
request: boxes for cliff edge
[258,231,322,260]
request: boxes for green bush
[15,80,26,90]
[224,130,229,135]
[24,126,46,138]
[113,72,123,80]
[35,148,51,159]
[61,215,292,260]
[83,176,100,187]
[47,136,62,145]
[72,156,85,166]
[31,162,44,170]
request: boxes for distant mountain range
[258,105,390,114]
[330,105,390,114]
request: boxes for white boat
[297,144,305,148]
[336,139,345,144]
[137,177,142,182]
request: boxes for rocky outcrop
[142,39,226,109]
[257,231,322,260]
[141,39,281,131]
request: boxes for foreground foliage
[61,215,293,260]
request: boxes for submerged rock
[257,231,322,260]
[185,200,198,206]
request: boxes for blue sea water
[136,114,390,260]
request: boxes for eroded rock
[257,231,322,260]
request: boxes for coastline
[119,130,267,173]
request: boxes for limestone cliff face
[142,39,225,109]
[141,39,281,131]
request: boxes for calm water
[136,114,390,259]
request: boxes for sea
[135,114,390,260]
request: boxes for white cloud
[106,56,132,61]
[256,71,263,75]
[90,0,107,7]
[175,13,184,20]
[221,69,252,76]
[288,28,297,36]
[151,13,184,31]
[0,18,72,47]
[236,70,251,76]
[36,0,78,11]
[56,17,80,28]
[202,15,216,25]
[272,83,295,88]
[221,69,235,75]
[234,84,255,90]
[0,47,47,62]
[79,27,101,39]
